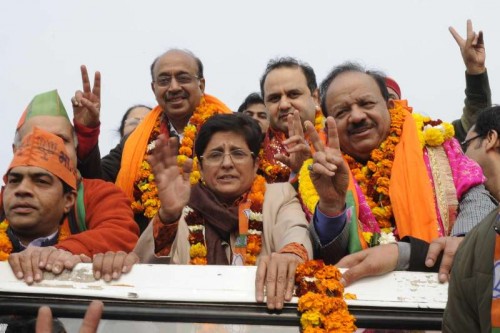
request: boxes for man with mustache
[258,57,323,184]
[3,127,138,285]
[302,62,496,285]
[73,49,231,233]
[6,90,139,284]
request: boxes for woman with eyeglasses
[134,113,313,310]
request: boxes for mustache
[278,111,294,119]
[164,91,189,102]
[347,120,373,134]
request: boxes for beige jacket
[134,182,313,264]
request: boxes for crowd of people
[1,19,498,332]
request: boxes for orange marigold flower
[303,327,325,333]
[367,161,377,172]
[314,265,342,280]
[318,278,344,296]
[323,308,357,332]
[179,146,193,157]
[181,136,194,147]
[371,149,383,161]
[245,255,257,266]
[296,260,325,281]
[190,257,208,265]
[298,292,329,312]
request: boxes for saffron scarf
[115,94,231,201]
[389,109,439,242]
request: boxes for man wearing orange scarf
[258,57,324,184]
[73,49,231,232]
[306,62,496,285]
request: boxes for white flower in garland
[248,211,263,221]
[379,231,397,245]
[183,206,193,215]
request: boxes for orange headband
[4,127,77,190]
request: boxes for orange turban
[4,127,77,190]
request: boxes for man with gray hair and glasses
[73,49,231,233]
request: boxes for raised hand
[306,116,349,215]
[449,19,486,75]
[275,110,312,173]
[148,135,193,223]
[72,65,101,127]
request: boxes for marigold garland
[0,220,70,261]
[131,96,220,219]
[186,175,266,265]
[343,105,406,231]
[259,110,325,182]
[295,260,357,332]
[298,101,456,247]
[412,113,455,148]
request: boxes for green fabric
[76,181,87,232]
[25,89,69,120]
[442,207,498,332]
[346,190,362,253]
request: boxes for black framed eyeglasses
[154,73,199,88]
[460,134,482,152]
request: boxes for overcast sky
[0,0,498,175]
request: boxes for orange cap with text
[4,127,77,190]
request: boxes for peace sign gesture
[449,19,486,75]
[305,116,349,215]
[72,65,101,127]
[275,110,312,173]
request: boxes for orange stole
[389,109,438,242]
[116,106,163,201]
